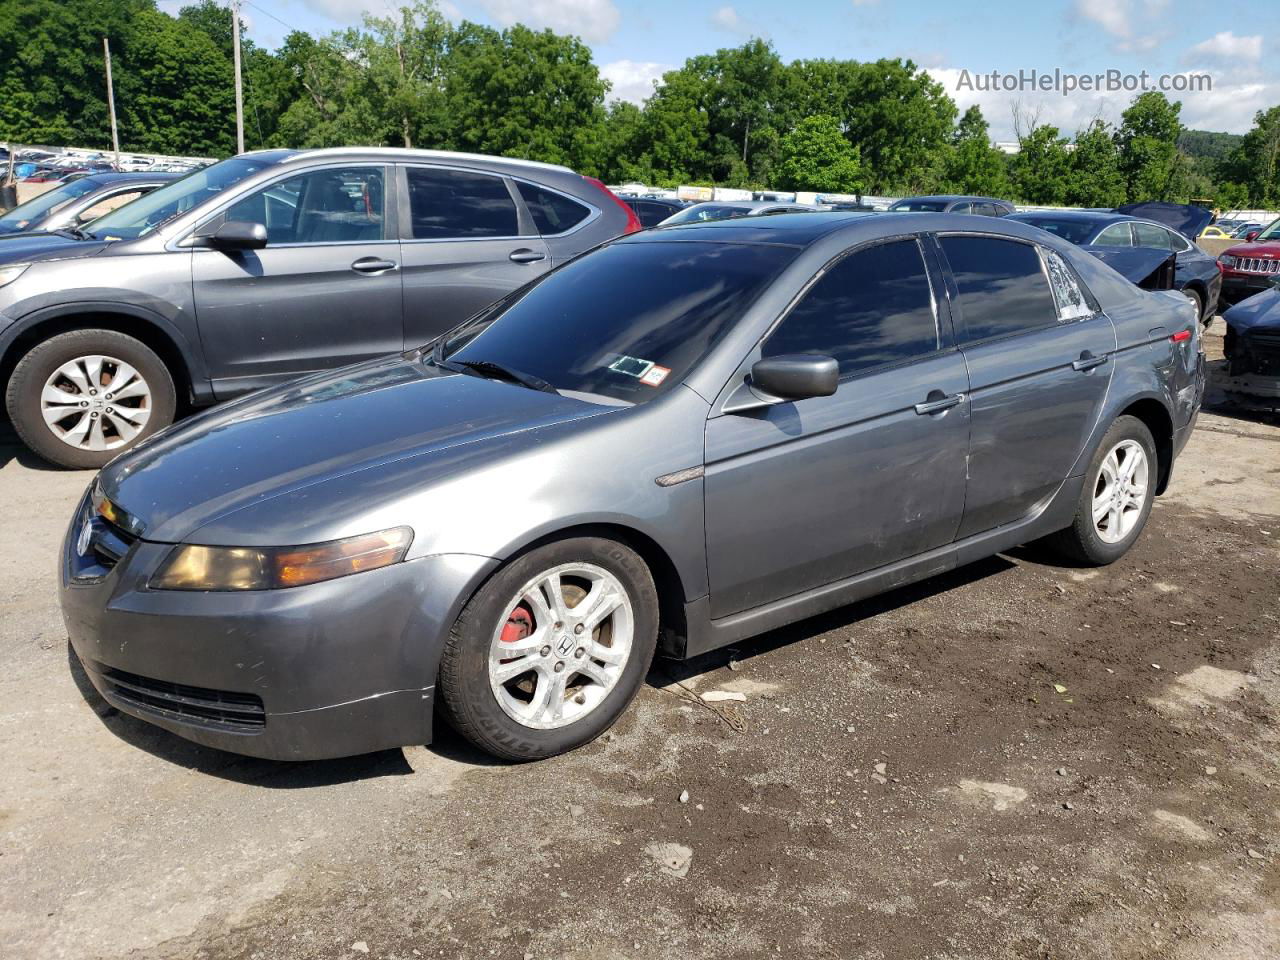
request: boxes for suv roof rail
[281,147,574,174]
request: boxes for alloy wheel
[1092,439,1149,544]
[488,562,634,730]
[40,354,152,452]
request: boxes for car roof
[894,195,1008,204]
[269,146,575,174]
[82,172,180,185]
[624,210,1064,248]
[1009,210,1129,225]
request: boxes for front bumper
[60,491,497,760]
[1220,273,1276,307]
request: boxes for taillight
[584,176,642,234]
[1171,329,1192,343]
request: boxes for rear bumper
[60,489,498,760]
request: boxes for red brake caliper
[500,605,534,652]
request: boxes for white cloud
[473,0,620,44]
[711,5,742,31]
[601,60,672,105]
[1188,31,1263,63]
[1176,76,1278,133]
[1071,0,1166,53]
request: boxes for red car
[1218,218,1280,306]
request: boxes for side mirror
[1246,231,1260,242]
[209,220,268,251]
[750,355,839,401]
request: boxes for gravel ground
[0,321,1276,960]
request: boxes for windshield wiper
[452,359,558,394]
[55,225,93,241]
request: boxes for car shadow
[0,417,67,471]
[651,554,1015,687]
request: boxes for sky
[156,0,1280,141]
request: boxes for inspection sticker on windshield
[639,365,671,387]
[608,355,654,378]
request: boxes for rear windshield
[661,204,752,226]
[1013,217,1099,245]
[0,178,98,231]
[440,241,797,403]
[889,200,949,212]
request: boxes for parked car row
[0,172,177,236]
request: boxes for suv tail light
[583,176,642,234]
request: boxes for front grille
[1234,257,1280,274]
[1244,331,1280,376]
[98,664,266,731]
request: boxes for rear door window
[406,167,519,239]
[516,181,590,235]
[1095,222,1134,246]
[762,239,939,376]
[1133,221,1174,250]
[940,235,1058,342]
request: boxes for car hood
[99,355,616,544]
[1224,288,1280,332]
[0,231,114,265]
[1115,202,1213,241]
[1083,246,1177,289]
[1222,240,1280,259]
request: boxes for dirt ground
[0,321,1276,960]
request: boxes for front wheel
[1045,415,1158,565]
[5,329,176,469]
[438,537,659,761]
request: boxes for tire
[5,329,176,470]
[1045,415,1158,566]
[438,536,659,761]
[1181,287,1203,325]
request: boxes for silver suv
[0,148,639,468]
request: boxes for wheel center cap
[555,634,575,658]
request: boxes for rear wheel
[1045,415,1157,566]
[438,537,659,761]
[5,329,176,469]
[1181,287,1205,325]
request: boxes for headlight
[150,526,413,591]
[1218,255,1236,269]
[0,263,29,288]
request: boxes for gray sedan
[61,213,1204,762]
[0,173,176,236]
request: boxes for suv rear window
[517,182,590,235]
[940,235,1058,342]
[407,167,519,239]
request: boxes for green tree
[1219,105,1280,207]
[775,114,863,193]
[1010,125,1071,204]
[1116,92,1184,202]
[1065,119,1125,208]
[443,22,607,171]
[939,106,1010,197]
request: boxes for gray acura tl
[60,213,1205,762]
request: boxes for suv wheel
[438,537,659,761]
[1045,415,1157,566]
[6,329,176,469]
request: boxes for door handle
[351,257,397,274]
[913,392,964,415]
[509,248,546,264]
[1071,352,1110,372]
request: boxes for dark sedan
[621,196,688,228]
[1009,206,1222,324]
[888,195,1015,216]
[1221,281,1280,400]
[62,213,1203,762]
[0,173,177,236]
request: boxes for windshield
[440,241,797,403]
[0,179,98,231]
[1255,219,1280,241]
[1013,216,1098,245]
[889,200,949,212]
[86,156,280,240]
[660,204,752,226]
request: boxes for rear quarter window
[517,181,591,235]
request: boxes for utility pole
[103,37,120,169]
[231,0,245,154]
